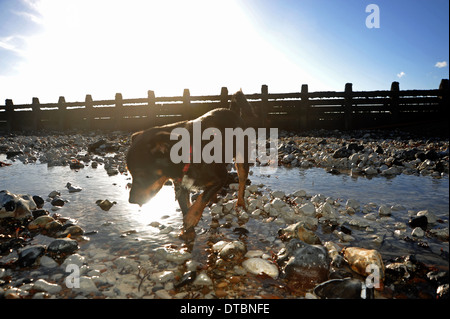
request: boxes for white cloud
[397,71,405,78]
[0,35,27,55]
[435,61,448,68]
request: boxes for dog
[126,91,257,234]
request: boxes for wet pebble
[47,238,79,255]
[242,258,279,279]
[314,278,364,299]
[33,279,62,294]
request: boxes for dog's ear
[131,131,143,144]
[149,131,172,155]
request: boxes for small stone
[212,240,229,251]
[378,205,391,216]
[299,202,316,216]
[314,278,363,299]
[215,289,227,298]
[34,279,62,294]
[364,167,378,175]
[73,276,99,295]
[292,190,307,197]
[272,190,285,199]
[47,238,79,254]
[155,289,172,299]
[96,199,116,211]
[346,199,360,210]
[28,215,54,230]
[39,256,58,268]
[242,258,279,279]
[48,190,60,198]
[18,245,46,267]
[218,241,247,261]
[62,253,86,268]
[411,227,425,237]
[271,198,285,209]
[416,210,437,224]
[193,271,213,286]
[66,182,82,192]
[51,197,65,207]
[247,184,259,193]
[151,271,175,284]
[57,225,84,238]
[409,215,428,230]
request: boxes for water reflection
[252,167,449,217]
[1,161,448,267]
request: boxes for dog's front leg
[176,186,191,216]
[235,162,249,209]
[183,184,221,231]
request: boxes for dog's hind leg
[235,162,249,209]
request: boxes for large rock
[0,190,36,219]
[278,239,330,290]
[343,247,385,288]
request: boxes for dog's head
[126,129,174,206]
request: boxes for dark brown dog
[126,91,257,233]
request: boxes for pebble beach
[0,128,448,299]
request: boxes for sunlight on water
[130,185,180,226]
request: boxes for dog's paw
[179,228,196,243]
[236,198,247,210]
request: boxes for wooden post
[390,81,400,125]
[58,96,67,131]
[261,84,268,128]
[5,99,14,133]
[115,93,124,130]
[344,83,353,130]
[147,90,155,128]
[183,88,191,120]
[85,94,93,130]
[438,79,449,119]
[220,87,228,109]
[31,97,40,131]
[299,84,309,131]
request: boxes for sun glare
[2,0,316,103]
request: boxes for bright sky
[0,0,449,104]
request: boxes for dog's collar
[179,145,192,180]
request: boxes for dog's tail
[230,90,259,125]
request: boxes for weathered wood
[183,88,191,121]
[147,90,156,128]
[261,84,268,128]
[5,99,14,133]
[115,93,124,130]
[344,83,353,130]
[84,95,93,130]
[31,97,40,130]
[299,84,309,130]
[390,81,400,124]
[58,96,67,131]
[220,87,228,109]
[0,80,447,132]
[439,79,449,118]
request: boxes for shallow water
[1,159,449,272]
